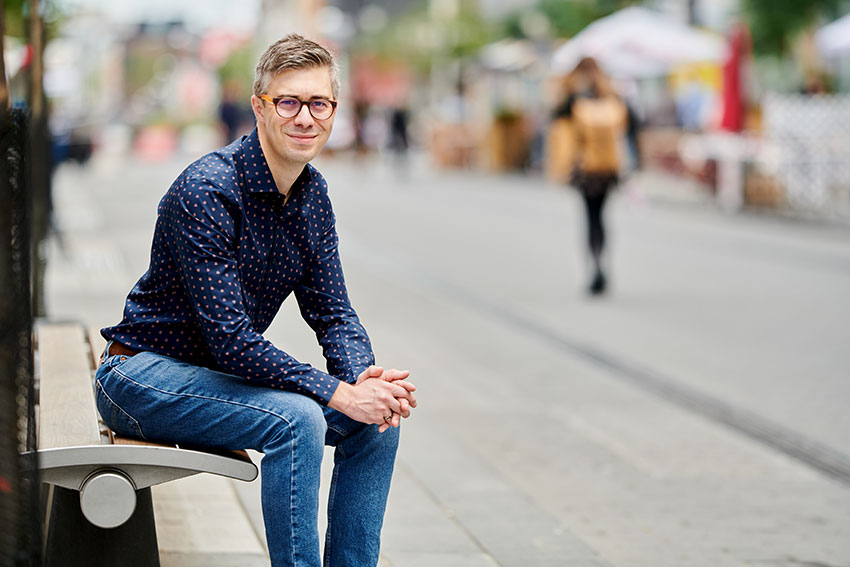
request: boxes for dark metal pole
[0,2,7,109]
[687,0,699,27]
[29,0,49,318]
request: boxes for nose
[293,103,314,127]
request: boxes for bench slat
[114,436,252,465]
[86,325,105,370]
[113,435,175,448]
[38,324,102,450]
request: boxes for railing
[0,107,41,567]
[762,93,850,218]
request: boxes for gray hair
[253,34,340,99]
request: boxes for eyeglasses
[259,95,338,120]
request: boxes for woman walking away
[553,57,629,295]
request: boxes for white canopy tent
[816,12,850,58]
[550,6,726,78]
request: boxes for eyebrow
[273,94,334,100]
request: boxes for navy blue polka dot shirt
[102,129,374,405]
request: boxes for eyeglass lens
[276,98,334,120]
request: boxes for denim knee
[260,395,328,453]
[339,420,400,457]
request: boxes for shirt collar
[238,128,314,216]
[239,129,279,195]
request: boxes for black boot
[589,270,607,295]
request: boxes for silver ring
[383,413,393,423]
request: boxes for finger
[397,398,410,418]
[404,390,417,408]
[391,412,401,428]
[391,383,417,408]
[382,368,410,381]
[388,396,404,415]
[390,388,416,403]
[393,380,416,393]
[378,422,390,433]
[357,365,384,384]
[389,382,417,399]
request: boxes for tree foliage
[742,0,844,56]
[4,0,29,37]
[217,44,256,93]
[5,0,63,37]
[503,0,636,40]
[351,0,495,73]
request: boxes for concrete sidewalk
[46,151,850,566]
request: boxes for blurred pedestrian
[388,106,409,154]
[218,80,251,144]
[387,105,411,175]
[353,100,370,154]
[553,57,630,295]
[800,74,828,95]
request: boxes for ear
[250,95,266,122]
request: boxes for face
[251,66,335,169]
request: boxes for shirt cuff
[291,367,341,406]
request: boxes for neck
[256,128,305,196]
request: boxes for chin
[285,148,320,163]
[291,138,326,154]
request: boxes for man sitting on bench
[96,34,417,567]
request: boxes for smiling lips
[287,132,317,144]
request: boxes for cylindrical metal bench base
[44,485,160,567]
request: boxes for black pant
[582,189,608,258]
[576,173,617,263]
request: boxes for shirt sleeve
[161,178,341,404]
[295,208,375,385]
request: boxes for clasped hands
[328,365,416,433]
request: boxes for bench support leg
[44,485,160,567]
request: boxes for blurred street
[46,151,850,567]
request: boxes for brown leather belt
[107,341,139,358]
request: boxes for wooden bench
[31,322,259,567]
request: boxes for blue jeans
[95,348,400,567]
